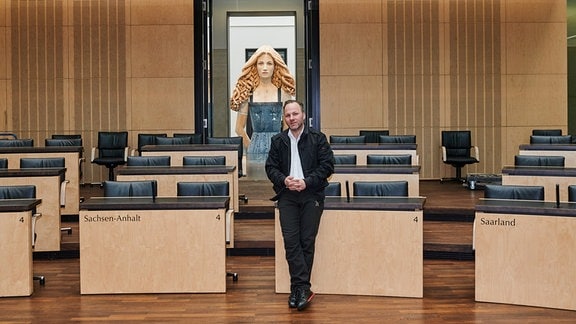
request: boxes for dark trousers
[277,189,324,291]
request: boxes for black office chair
[324,182,342,197]
[440,130,479,183]
[174,133,203,144]
[0,185,45,285]
[359,130,389,143]
[0,139,33,147]
[329,135,366,144]
[529,135,572,144]
[378,135,417,144]
[135,133,167,155]
[183,156,226,166]
[103,180,157,198]
[568,185,576,202]
[126,156,171,166]
[46,138,82,147]
[51,134,81,140]
[514,155,565,167]
[91,131,129,181]
[484,184,544,201]
[532,129,562,136]
[0,158,7,168]
[334,154,357,165]
[155,136,191,145]
[367,154,412,165]
[207,136,247,203]
[177,181,238,282]
[353,181,409,197]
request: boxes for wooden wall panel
[320,0,566,179]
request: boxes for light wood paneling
[506,75,567,125]
[319,0,382,24]
[0,27,7,78]
[130,25,194,78]
[130,0,193,25]
[505,0,566,23]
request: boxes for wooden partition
[275,197,424,297]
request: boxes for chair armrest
[130,148,137,156]
[31,213,42,248]
[472,146,480,161]
[123,147,130,161]
[90,147,96,162]
[441,146,447,162]
[60,180,70,207]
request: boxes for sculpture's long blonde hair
[230,45,296,111]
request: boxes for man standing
[265,100,334,311]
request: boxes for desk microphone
[556,183,560,208]
[345,180,350,203]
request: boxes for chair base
[227,271,238,282]
[61,227,72,235]
[441,165,467,184]
[34,275,45,285]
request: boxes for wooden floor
[2,180,575,322]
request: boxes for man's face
[284,102,305,132]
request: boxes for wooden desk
[518,144,576,167]
[330,165,420,196]
[475,200,576,310]
[275,197,425,297]
[0,199,42,297]
[0,146,83,215]
[0,168,65,251]
[79,196,230,294]
[501,166,576,202]
[331,143,418,165]
[115,165,238,213]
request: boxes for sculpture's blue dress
[247,90,283,161]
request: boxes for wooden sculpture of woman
[230,45,296,161]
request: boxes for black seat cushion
[330,135,366,144]
[359,130,389,143]
[103,180,157,197]
[334,154,357,165]
[324,182,342,196]
[0,185,36,199]
[378,135,416,144]
[20,157,65,168]
[367,154,411,165]
[127,156,171,166]
[353,181,408,197]
[183,156,226,166]
[45,138,82,146]
[484,185,544,201]
[177,181,229,196]
[514,155,565,167]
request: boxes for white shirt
[288,130,304,179]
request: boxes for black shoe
[296,288,315,311]
[288,290,299,308]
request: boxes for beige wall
[0,0,567,182]
[319,0,567,179]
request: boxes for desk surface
[141,144,238,152]
[331,143,417,150]
[0,146,83,154]
[0,168,66,177]
[80,196,230,211]
[476,199,576,217]
[0,199,41,212]
[519,144,576,151]
[501,166,576,177]
[334,165,420,174]
[325,196,425,210]
[116,165,235,175]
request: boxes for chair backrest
[126,156,171,166]
[334,154,357,165]
[206,136,243,175]
[532,129,562,136]
[367,154,412,165]
[529,135,572,144]
[0,139,34,147]
[353,181,409,197]
[329,135,366,144]
[378,135,417,144]
[155,136,191,146]
[324,182,342,196]
[484,184,544,201]
[97,131,128,158]
[174,133,203,144]
[103,180,157,197]
[45,138,82,146]
[441,131,472,157]
[183,156,226,166]
[359,130,389,143]
[137,133,167,153]
[0,158,7,168]
[0,185,36,199]
[20,157,65,168]
[568,185,576,202]
[52,134,81,139]
[514,155,565,167]
[177,181,229,197]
